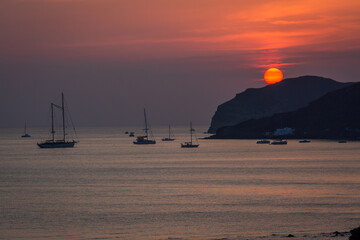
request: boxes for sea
[1,126,359,240]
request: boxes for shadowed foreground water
[1,126,359,240]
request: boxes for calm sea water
[1,126,359,240]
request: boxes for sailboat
[37,93,77,148]
[133,108,156,144]
[162,125,175,141]
[21,122,31,138]
[181,122,199,148]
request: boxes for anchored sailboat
[181,122,199,148]
[21,122,31,138]
[37,93,77,148]
[162,125,175,141]
[133,108,156,144]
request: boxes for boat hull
[37,141,76,148]
[21,134,31,138]
[133,140,156,144]
[162,138,175,141]
[271,140,287,145]
[181,143,199,148]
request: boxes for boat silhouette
[21,122,31,138]
[37,93,77,148]
[162,125,175,141]
[181,122,199,148]
[133,108,156,144]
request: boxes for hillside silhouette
[212,82,360,139]
[208,76,352,133]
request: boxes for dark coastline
[208,82,360,140]
[208,76,353,133]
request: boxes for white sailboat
[181,122,199,148]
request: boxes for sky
[1,0,360,127]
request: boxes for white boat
[37,93,77,148]
[299,139,311,143]
[257,139,270,144]
[134,108,156,144]
[271,139,287,145]
[181,122,199,148]
[162,125,175,141]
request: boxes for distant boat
[133,108,156,144]
[338,140,347,143]
[125,131,129,134]
[37,93,77,148]
[129,132,135,137]
[181,122,199,148]
[21,122,31,138]
[162,125,175,141]
[299,139,311,143]
[256,139,270,144]
[271,139,287,145]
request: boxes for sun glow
[264,68,283,84]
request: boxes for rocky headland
[211,82,360,140]
[208,76,352,133]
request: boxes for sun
[264,68,283,85]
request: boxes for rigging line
[64,97,79,141]
[148,123,155,140]
[45,105,52,140]
[193,125,199,143]
[52,94,61,105]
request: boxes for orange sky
[1,0,360,126]
[2,0,360,63]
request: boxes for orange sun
[264,68,283,84]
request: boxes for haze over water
[1,126,360,240]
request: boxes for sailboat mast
[62,92,65,141]
[190,122,192,144]
[51,103,55,142]
[144,108,148,138]
[24,122,27,134]
[168,125,170,138]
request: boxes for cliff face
[208,76,351,133]
[213,82,360,139]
